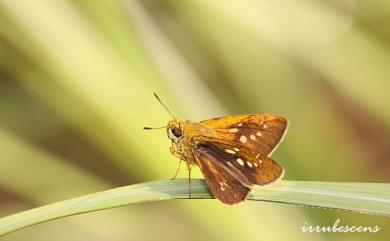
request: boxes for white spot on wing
[234,147,240,152]
[225,149,236,154]
[254,163,258,167]
[256,131,262,137]
[247,162,252,167]
[229,128,239,133]
[239,135,247,143]
[238,123,243,127]
[236,158,244,166]
[250,134,256,140]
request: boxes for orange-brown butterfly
[145,94,288,205]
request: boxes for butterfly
[145,94,288,205]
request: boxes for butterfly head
[167,119,185,143]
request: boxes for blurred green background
[0,0,389,240]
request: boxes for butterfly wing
[192,140,284,205]
[193,143,251,205]
[200,114,288,156]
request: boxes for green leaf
[0,179,389,236]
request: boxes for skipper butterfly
[145,94,288,205]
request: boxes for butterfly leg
[185,161,192,199]
[170,160,182,180]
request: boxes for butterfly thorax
[166,119,214,165]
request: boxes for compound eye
[171,127,183,138]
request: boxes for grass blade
[0,179,389,236]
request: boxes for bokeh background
[0,0,389,240]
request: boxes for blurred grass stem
[0,179,389,236]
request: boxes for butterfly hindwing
[192,139,284,204]
[193,143,251,205]
[200,114,288,156]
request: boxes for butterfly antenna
[154,93,175,119]
[143,126,166,130]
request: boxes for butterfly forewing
[193,143,251,205]
[200,114,288,156]
[192,139,284,204]
[194,139,284,184]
